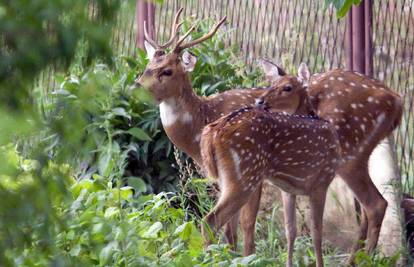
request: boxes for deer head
[258,60,314,115]
[136,8,226,103]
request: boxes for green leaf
[111,107,131,119]
[127,127,152,141]
[134,87,155,104]
[120,186,133,199]
[127,176,147,193]
[174,222,192,240]
[325,0,361,18]
[69,244,81,257]
[70,179,93,197]
[111,187,133,201]
[188,224,203,257]
[104,207,119,218]
[98,148,112,177]
[142,222,163,238]
[99,241,117,266]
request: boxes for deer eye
[154,50,165,57]
[161,69,173,76]
[283,85,292,92]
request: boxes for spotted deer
[259,60,403,262]
[135,9,308,255]
[200,92,341,267]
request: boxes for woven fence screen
[372,0,413,193]
[155,0,347,72]
[38,0,414,193]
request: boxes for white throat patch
[159,98,193,127]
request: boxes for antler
[173,16,227,52]
[144,8,184,49]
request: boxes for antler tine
[176,16,227,51]
[159,8,184,49]
[144,20,159,49]
[173,24,197,51]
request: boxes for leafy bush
[0,0,120,110]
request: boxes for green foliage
[353,249,401,267]
[183,19,263,95]
[0,0,121,110]
[325,0,362,18]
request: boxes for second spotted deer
[260,60,403,261]
[200,90,341,267]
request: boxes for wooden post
[136,0,156,49]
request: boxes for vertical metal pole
[364,0,373,77]
[351,2,365,73]
[136,0,156,49]
[346,11,353,70]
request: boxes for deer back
[201,107,340,195]
[308,69,403,158]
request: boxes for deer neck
[159,83,206,164]
[295,93,315,116]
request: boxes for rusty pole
[346,11,353,70]
[136,0,156,49]
[351,2,365,73]
[364,0,373,77]
[346,0,373,76]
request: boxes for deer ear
[144,40,156,60]
[298,63,310,85]
[260,59,282,83]
[181,51,197,72]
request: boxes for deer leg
[348,209,368,264]
[309,187,327,267]
[281,191,297,267]
[202,182,255,246]
[224,212,239,250]
[338,161,387,258]
[240,182,263,256]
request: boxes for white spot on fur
[230,149,242,180]
[360,124,366,132]
[194,134,201,142]
[377,112,386,123]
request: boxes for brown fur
[200,106,340,267]
[259,66,404,263]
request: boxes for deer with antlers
[200,88,341,267]
[259,60,403,263]
[136,9,312,256]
